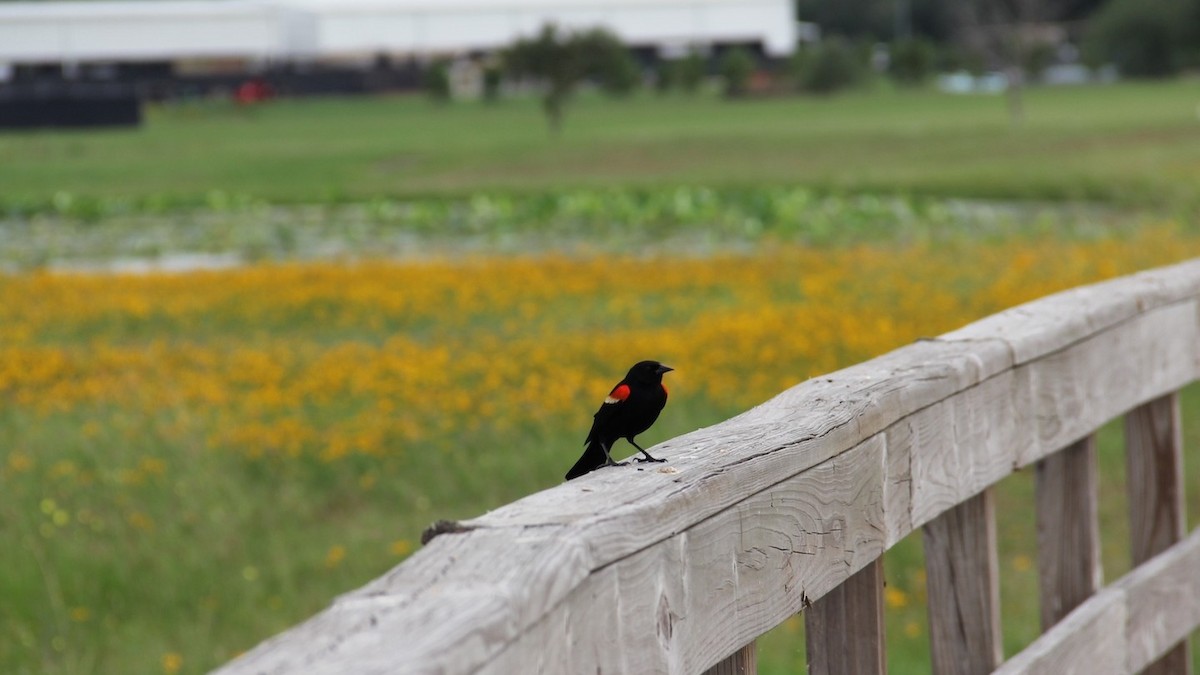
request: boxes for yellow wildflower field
[2,225,1199,674]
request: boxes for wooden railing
[215,259,1200,675]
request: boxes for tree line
[422,0,1199,131]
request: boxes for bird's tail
[565,441,607,481]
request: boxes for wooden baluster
[805,557,886,675]
[1034,435,1102,630]
[703,641,757,675]
[1126,391,1191,675]
[924,489,1003,675]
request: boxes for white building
[0,0,796,68]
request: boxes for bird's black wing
[583,381,630,446]
[566,381,630,480]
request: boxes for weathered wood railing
[216,259,1200,675]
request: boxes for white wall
[0,2,280,63]
[0,0,795,65]
[298,0,794,56]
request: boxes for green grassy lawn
[1,80,1199,209]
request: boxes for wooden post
[1125,391,1191,675]
[805,557,886,675]
[923,489,1003,675]
[703,641,756,675]
[1034,435,1102,630]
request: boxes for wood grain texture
[804,557,885,675]
[481,435,888,675]
[1124,392,1191,675]
[1026,302,1198,466]
[702,642,757,675]
[923,489,1002,675]
[1119,527,1200,673]
[996,527,1200,675]
[1126,393,1187,564]
[1035,435,1102,630]
[991,588,1127,675]
[214,261,1200,675]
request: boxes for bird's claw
[633,456,666,464]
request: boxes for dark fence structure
[0,60,425,129]
[0,82,141,129]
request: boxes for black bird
[565,360,673,481]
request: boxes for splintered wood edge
[215,258,1200,675]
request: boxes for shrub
[889,38,936,86]
[655,60,676,93]
[658,50,708,94]
[796,38,863,94]
[719,47,756,98]
[596,50,641,96]
[423,61,451,103]
[1022,42,1058,82]
[677,50,708,93]
[1084,0,1191,77]
[482,64,502,103]
[574,28,642,96]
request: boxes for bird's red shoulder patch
[604,384,630,404]
[661,383,668,399]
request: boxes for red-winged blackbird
[565,360,673,481]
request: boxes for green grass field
[2,81,1200,675]
[1,80,1199,210]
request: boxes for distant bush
[677,51,708,93]
[1084,0,1194,77]
[794,38,863,94]
[1022,42,1058,82]
[889,38,936,85]
[598,51,642,97]
[718,47,756,98]
[936,45,987,76]
[574,28,642,96]
[423,61,451,103]
[482,64,503,103]
[655,60,676,93]
[658,51,708,94]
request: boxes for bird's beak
[657,364,674,374]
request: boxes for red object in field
[235,78,274,105]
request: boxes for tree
[794,0,1101,42]
[1085,0,1195,77]
[795,0,957,42]
[504,25,583,133]
[504,24,641,133]
[574,28,641,97]
[951,0,1068,126]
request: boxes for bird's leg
[629,439,666,463]
[600,442,627,467]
